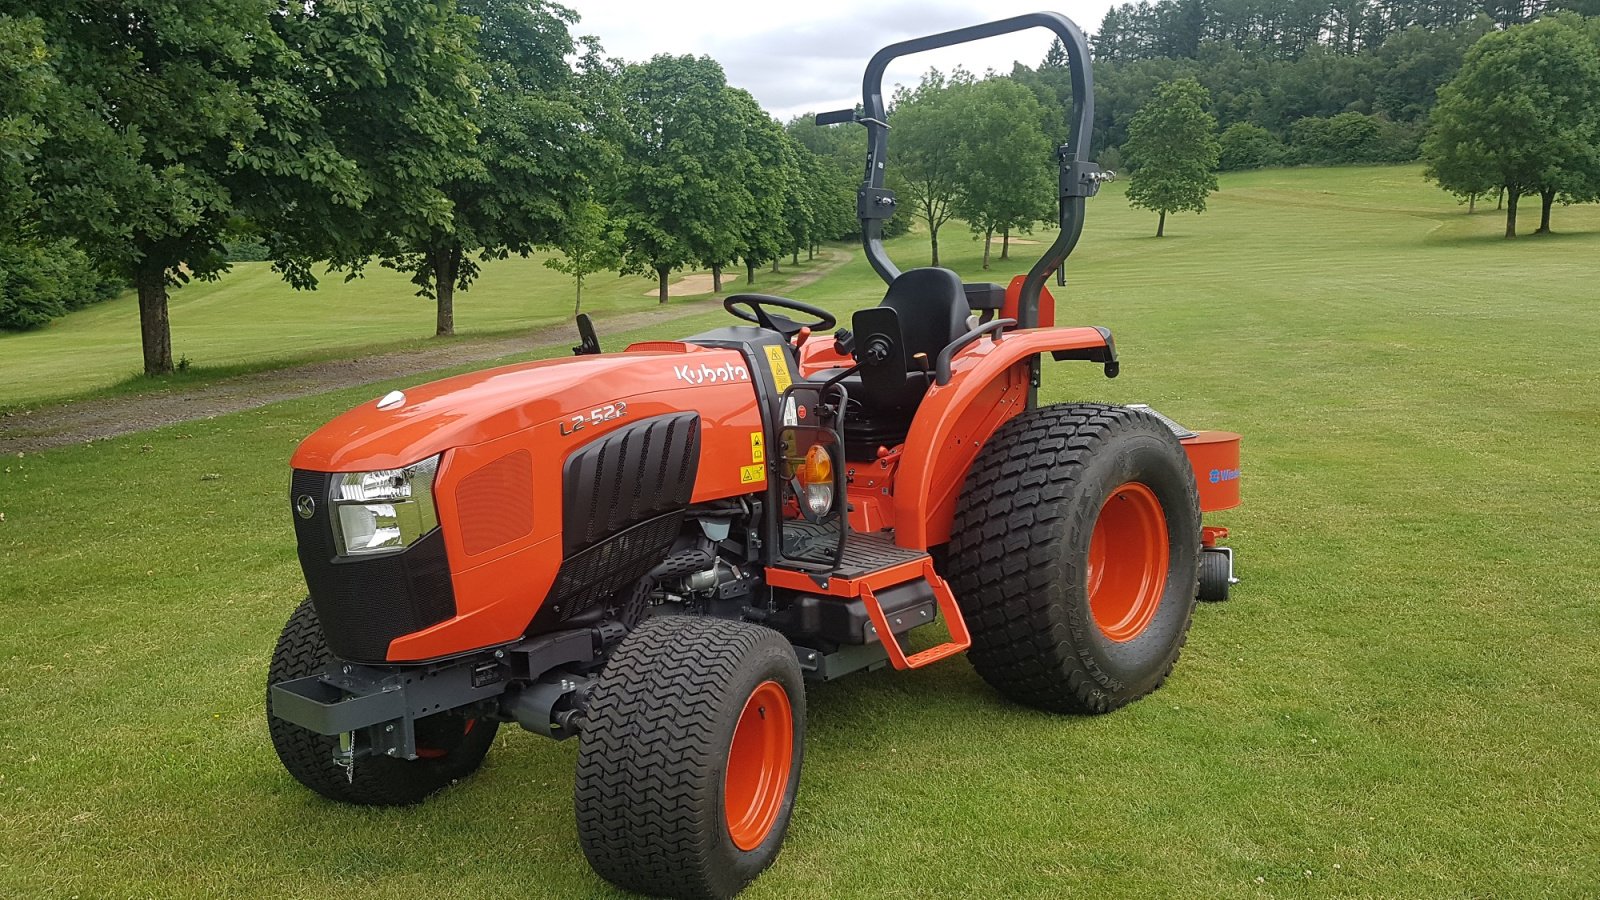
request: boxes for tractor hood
[290,345,755,472]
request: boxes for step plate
[767,531,928,596]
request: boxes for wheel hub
[724,680,794,851]
[1087,482,1170,642]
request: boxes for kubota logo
[1209,468,1240,484]
[674,363,750,385]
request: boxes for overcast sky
[562,1,1115,122]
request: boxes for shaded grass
[2,165,1599,897]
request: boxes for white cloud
[562,0,1115,120]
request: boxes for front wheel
[265,597,498,806]
[947,403,1202,714]
[575,616,805,899]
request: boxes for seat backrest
[878,267,971,364]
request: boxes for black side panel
[561,413,700,555]
[290,469,456,663]
[532,510,687,631]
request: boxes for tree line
[0,1,868,374]
[1014,0,1600,238]
[1010,0,1594,174]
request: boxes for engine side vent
[536,511,685,627]
[561,413,700,554]
[456,449,535,556]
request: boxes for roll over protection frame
[815,11,1104,331]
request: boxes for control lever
[572,314,601,356]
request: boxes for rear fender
[892,326,1113,549]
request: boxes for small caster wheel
[1198,548,1234,602]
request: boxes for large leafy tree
[17,1,295,375]
[949,77,1055,269]
[890,70,972,267]
[1423,15,1600,238]
[262,1,480,327]
[1123,77,1221,237]
[613,55,739,304]
[380,0,599,336]
[0,14,52,234]
[785,118,878,247]
[728,91,800,283]
[0,15,122,335]
[12,0,479,375]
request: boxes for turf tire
[266,597,498,806]
[575,616,805,900]
[947,403,1201,714]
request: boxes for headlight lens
[331,456,440,556]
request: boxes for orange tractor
[267,12,1240,899]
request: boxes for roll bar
[816,12,1107,330]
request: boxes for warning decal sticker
[762,344,793,393]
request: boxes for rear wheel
[576,616,804,900]
[266,597,498,806]
[947,403,1201,714]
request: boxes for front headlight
[331,455,441,556]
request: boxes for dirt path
[1,250,851,454]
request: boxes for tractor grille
[290,469,457,662]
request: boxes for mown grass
[2,164,1599,897]
[0,250,833,409]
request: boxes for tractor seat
[809,268,971,456]
[877,267,971,370]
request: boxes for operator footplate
[766,533,970,671]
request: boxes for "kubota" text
[674,363,750,385]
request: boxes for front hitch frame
[269,627,600,758]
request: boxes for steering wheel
[723,293,836,337]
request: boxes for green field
[0,250,832,408]
[2,164,1599,897]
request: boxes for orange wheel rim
[1087,482,1169,642]
[724,680,793,851]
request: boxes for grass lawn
[0,249,835,408]
[2,164,1598,897]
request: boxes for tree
[544,197,620,317]
[15,0,478,375]
[1423,16,1600,238]
[612,55,737,304]
[18,1,285,374]
[949,77,1055,269]
[377,0,598,336]
[724,90,797,285]
[891,70,971,266]
[785,117,880,246]
[1123,77,1221,236]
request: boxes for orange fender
[893,326,1113,549]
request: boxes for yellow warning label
[750,431,765,463]
[740,464,765,484]
[762,344,792,393]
